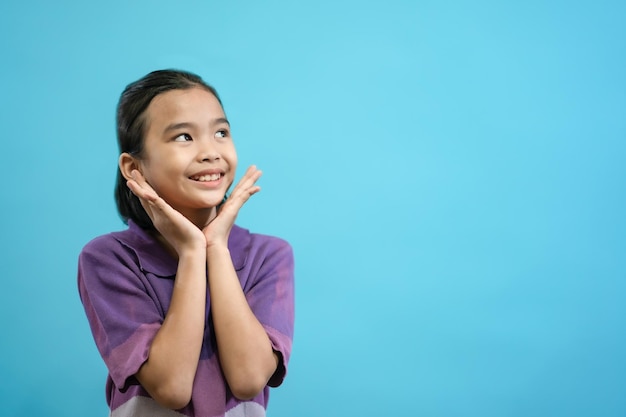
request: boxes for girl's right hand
[126,169,207,255]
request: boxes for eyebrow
[213,117,230,126]
[163,118,230,133]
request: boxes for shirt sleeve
[77,236,165,391]
[242,237,295,387]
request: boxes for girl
[78,70,294,417]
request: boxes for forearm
[207,244,278,400]
[136,248,207,409]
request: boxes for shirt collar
[119,220,250,278]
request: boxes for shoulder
[78,221,175,277]
[230,224,292,253]
[80,222,151,260]
[78,227,144,284]
[231,224,291,249]
[80,228,135,259]
[229,225,293,270]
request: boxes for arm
[126,170,208,409]
[207,244,279,400]
[203,166,278,399]
[135,247,207,409]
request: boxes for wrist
[206,242,230,257]
[178,245,207,261]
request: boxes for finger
[126,171,179,219]
[126,179,159,221]
[126,179,157,204]
[129,170,158,197]
[241,165,262,184]
[221,186,261,218]
[227,174,262,206]
[229,165,262,197]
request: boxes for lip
[189,168,225,178]
[188,168,226,189]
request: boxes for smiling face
[133,87,237,225]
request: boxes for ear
[119,152,142,181]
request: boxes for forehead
[145,87,225,130]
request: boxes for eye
[215,129,229,139]
[173,133,192,142]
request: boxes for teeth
[192,173,221,182]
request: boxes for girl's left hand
[203,165,262,248]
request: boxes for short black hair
[114,69,222,229]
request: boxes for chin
[201,196,226,208]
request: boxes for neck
[151,206,218,259]
[180,206,219,230]
[152,232,179,260]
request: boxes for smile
[190,173,222,182]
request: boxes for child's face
[138,87,237,220]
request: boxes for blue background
[1,0,624,416]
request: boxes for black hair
[114,69,222,229]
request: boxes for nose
[197,137,220,162]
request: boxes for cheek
[228,145,238,168]
[220,144,237,172]
[231,154,238,171]
[139,159,171,191]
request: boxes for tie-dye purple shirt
[78,221,294,417]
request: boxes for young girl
[78,70,295,417]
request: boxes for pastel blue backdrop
[1,1,624,416]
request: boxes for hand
[126,170,207,255]
[202,165,262,248]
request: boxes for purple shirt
[78,221,294,417]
